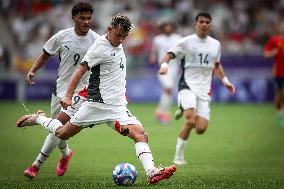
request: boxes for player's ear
[107,26,112,33]
[72,15,76,22]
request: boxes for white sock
[58,140,70,158]
[174,137,188,159]
[135,142,155,177]
[32,133,61,168]
[36,115,62,134]
[159,91,172,114]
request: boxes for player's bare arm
[214,62,236,94]
[263,48,278,58]
[158,53,175,75]
[61,64,88,109]
[26,52,50,86]
[149,46,158,64]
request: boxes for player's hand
[26,72,35,86]
[159,62,168,75]
[271,48,278,56]
[264,48,278,58]
[60,96,73,110]
[225,83,236,94]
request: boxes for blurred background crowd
[0,0,282,102]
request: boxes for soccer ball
[112,163,138,186]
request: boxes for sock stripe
[137,151,151,159]
[40,151,49,158]
[58,145,67,150]
[37,160,44,164]
[46,119,53,127]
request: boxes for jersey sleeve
[216,41,221,63]
[152,36,159,48]
[81,43,105,69]
[43,31,63,56]
[167,38,186,59]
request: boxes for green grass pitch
[0,102,283,189]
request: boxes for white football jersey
[43,28,99,97]
[81,35,127,106]
[168,33,221,100]
[153,33,182,63]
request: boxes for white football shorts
[70,101,142,129]
[177,89,211,120]
[158,62,179,89]
[51,94,61,118]
[61,94,87,118]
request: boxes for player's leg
[107,107,176,185]
[157,88,173,124]
[51,94,71,156]
[18,95,86,178]
[173,89,197,165]
[17,111,63,178]
[194,97,210,135]
[56,112,72,157]
[21,95,61,178]
[17,109,83,139]
[156,74,174,124]
[55,95,86,175]
[173,108,196,165]
[124,123,176,184]
[23,133,59,179]
[22,95,69,178]
[274,78,284,120]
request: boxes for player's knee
[184,114,196,127]
[165,88,173,94]
[55,131,69,140]
[133,134,148,143]
[185,118,196,127]
[131,129,148,143]
[195,127,206,135]
[55,127,72,140]
[140,132,148,142]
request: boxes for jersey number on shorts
[73,95,80,105]
[198,53,209,65]
[74,53,80,66]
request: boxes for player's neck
[105,33,115,47]
[74,27,88,36]
[196,33,207,39]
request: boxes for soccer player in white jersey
[159,12,236,165]
[149,21,182,124]
[16,15,176,185]
[21,2,99,178]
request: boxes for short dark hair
[160,21,175,31]
[71,2,94,16]
[195,12,212,21]
[111,14,133,34]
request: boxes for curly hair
[71,2,94,16]
[111,14,133,34]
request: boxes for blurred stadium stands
[0,0,281,102]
